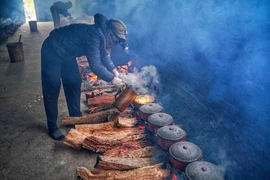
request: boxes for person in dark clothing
[50,1,73,29]
[41,13,126,140]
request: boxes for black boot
[48,129,65,140]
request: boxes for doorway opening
[23,0,37,22]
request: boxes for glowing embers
[82,72,99,82]
[88,73,98,82]
[117,61,132,73]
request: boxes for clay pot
[147,113,174,134]
[169,141,202,172]
[139,103,163,121]
[133,94,155,110]
[185,161,224,180]
[157,125,186,150]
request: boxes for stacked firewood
[62,86,170,180]
[0,18,23,44]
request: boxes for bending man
[41,14,126,140]
[50,1,72,29]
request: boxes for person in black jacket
[41,14,126,140]
[50,1,73,29]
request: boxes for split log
[75,122,141,134]
[103,142,150,157]
[114,163,170,180]
[63,129,91,149]
[82,129,146,152]
[95,156,159,170]
[85,87,117,99]
[77,167,120,180]
[108,114,138,128]
[77,163,170,180]
[104,146,156,158]
[91,128,144,136]
[75,122,115,133]
[89,104,115,114]
[87,95,115,107]
[61,109,117,126]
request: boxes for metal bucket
[6,42,24,63]
[28,20,38,32]
[113,87,138,112]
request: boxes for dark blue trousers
[41,37,82,132]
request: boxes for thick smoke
[119,65,160,97]
[80,0,270,179]
[33,0,270,178]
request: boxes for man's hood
[94,13,108,34]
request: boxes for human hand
[111,77,126,90]
[112,68,119,77]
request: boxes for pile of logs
[0,18,23,44]
[62,85,170,180]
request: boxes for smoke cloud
[32,0,270,179]
[119,65,160,97]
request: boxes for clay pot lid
[139,103,163,114]
[185,161,223,180]
[148,113,174,126]
[169,142,202,162]
[157,125,186,140]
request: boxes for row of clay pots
[136,102,223,180]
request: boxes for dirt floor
[0,22,97,180]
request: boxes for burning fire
[137,125,145,130]
[117,61,132,73]
[88,73,98,82]
[134,95,155,105]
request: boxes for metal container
[169,141,202,172]
[185,161,224,180]
[139,103,163,121]
[113,87,138,112]
[147,113,174,134]
[6,42,24,63]
[133,94,155,110]
[28,20,38,32]
[157,125,186,150]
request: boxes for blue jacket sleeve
[102,55,116,71]
[86,34,115,82]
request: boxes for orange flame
[137,125,145,130]
[117,61,132,73]
[89,73,98,82]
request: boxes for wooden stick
[18,35,22,43]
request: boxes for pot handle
[115,89,122,100]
